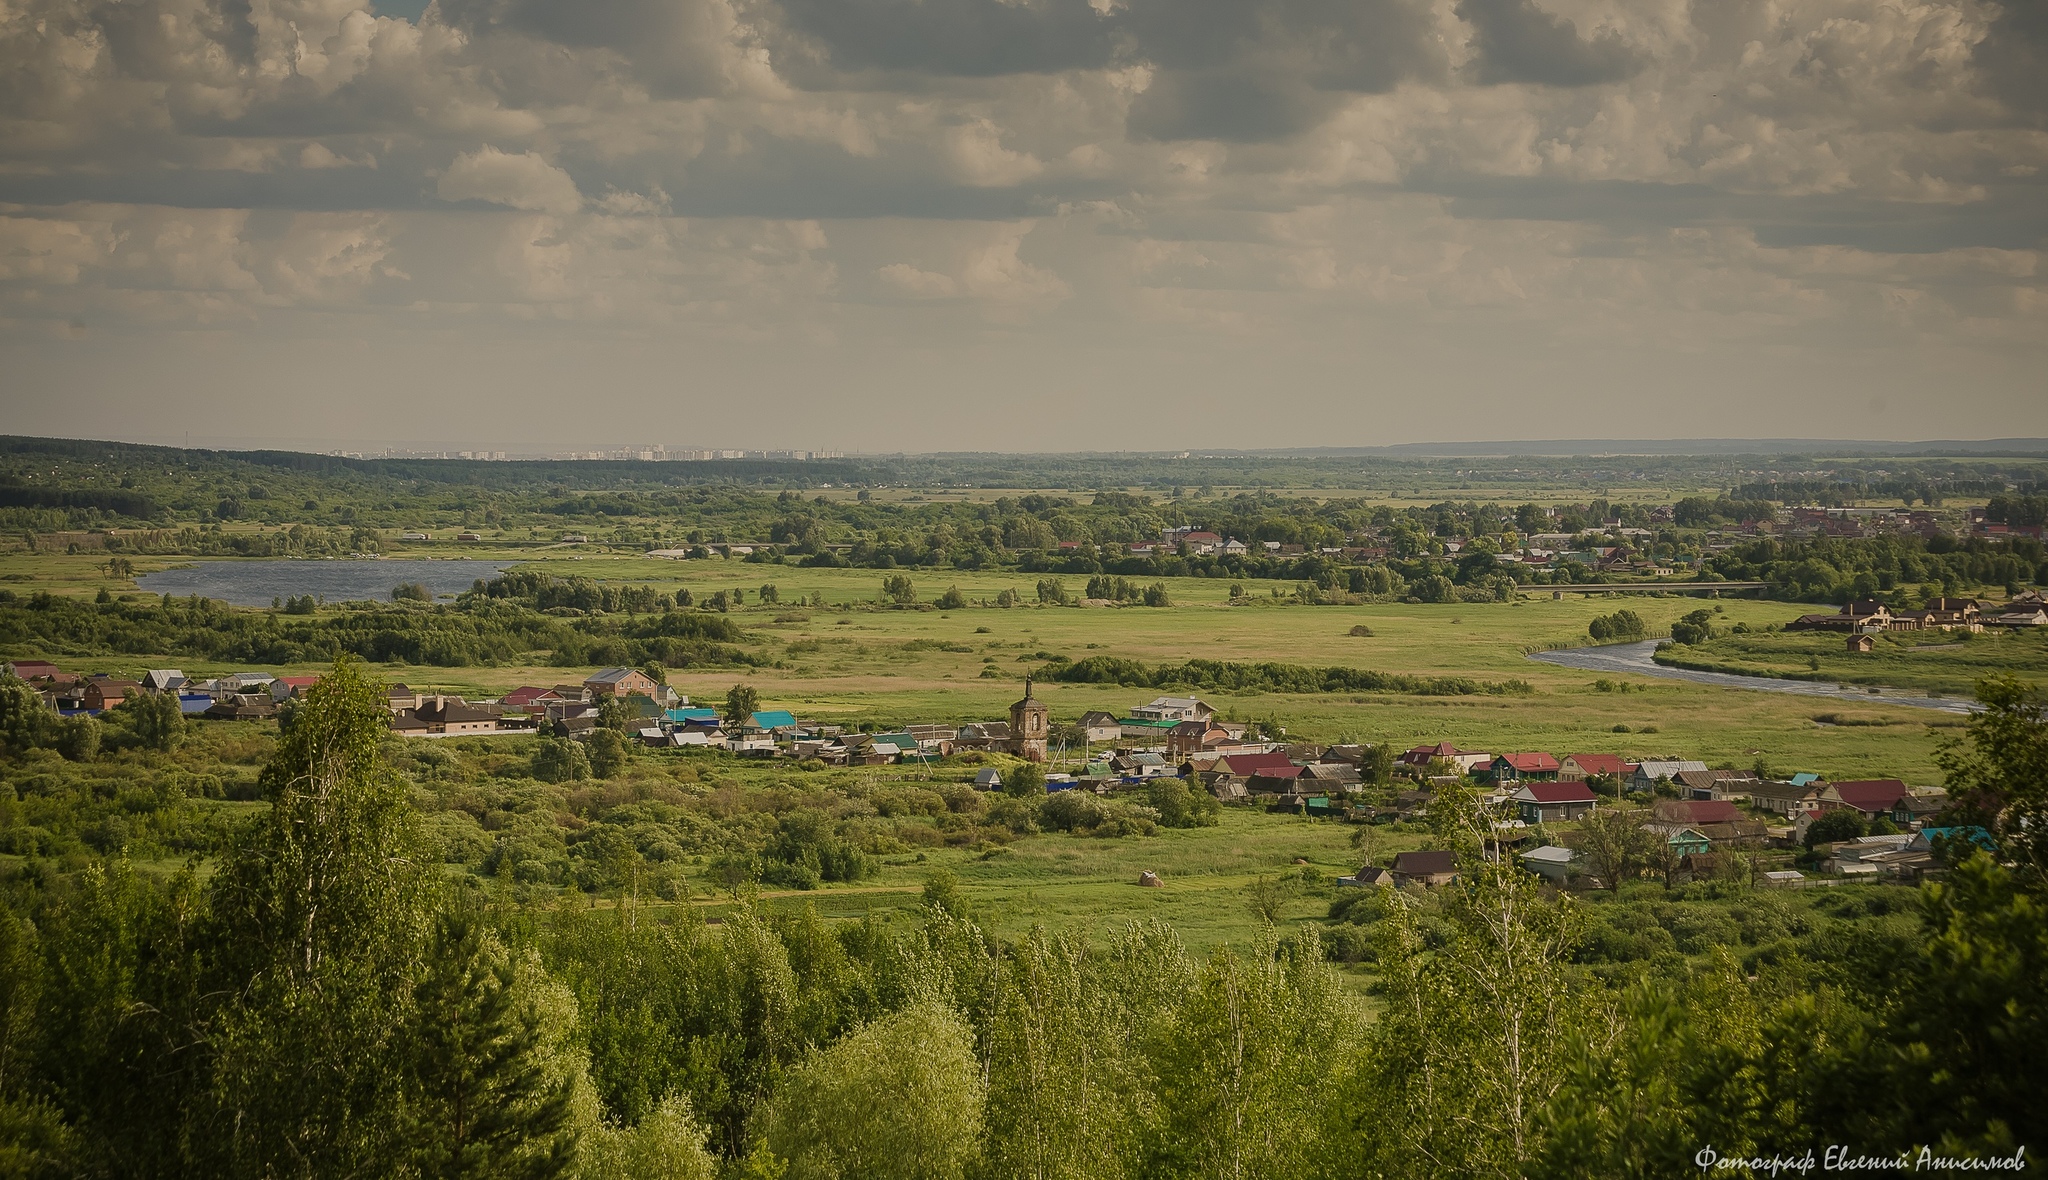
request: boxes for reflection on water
[1529,639,1975,715]
[137,559,511,608]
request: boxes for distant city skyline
[2,0,2043,448]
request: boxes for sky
[1,0,2045,453]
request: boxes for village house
[1890,792,1945,828]
[584,666,663,701]
[1675,768,1756,801]
[1512,782,1597,823]
[1520,845,1579,883]
[1630,760,1709,794]
[400,695,505,736]
[1117,717,1178,744]
[1654,799,1769,846]
[1558,753,1637,782]
[1489,752,1561,783]
[1644,825,1713,857]
[1077,711,1123,744]
[1816,779,1910,816]
[141,669,187,694]
[269,675,321,702]
[81,678,140,712]
[1391,850,1459,888]
[1749,776,1825,816]
[1130,696,1216,723]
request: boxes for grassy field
[0,548,2006,962]
[1657,627,2048,697]
[683,805,1379,959]
[6,550,1970,781]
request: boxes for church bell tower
[1009,677,1049,763]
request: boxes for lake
[1529,639,1976,714]
[137,559,512,607]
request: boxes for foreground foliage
[0,666,2041,1176]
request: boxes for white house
[1130,696,1216,723]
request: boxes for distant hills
[1253,440,2048,458]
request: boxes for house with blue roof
[750,710,798,732]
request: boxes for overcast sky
[2,0,2044,452]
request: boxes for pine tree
[405,914,575,1180]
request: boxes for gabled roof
[1522,845,1577,865]
[1392,850,1458,876]
[1223,752,1295,777]
[1665,799,1744,824]
[1497,752,1560,772]
[585,666,645,685]
[1790,772,1820,786]
[1827,779,1909,811]
[1635,760,1708,778]
[1562,753,1634,775]
[1513,782,1597,804]
[750,710,798,730]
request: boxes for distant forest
[0,437,2043,612]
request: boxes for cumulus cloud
[437,147,584,214]
[0,0,2042,446]
[1454,0,1641,86]
[773,0,1116,76]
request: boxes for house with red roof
[1512,782,1598,824]
[1489,752,1560,783]
[501,685,560,713]
[1817,779,1910,816]
[1223,752,1296,778]
[1559,753,1638,782]
[269,675,322,702]
[1401,741,1461,767]
[1400,742,1494,774]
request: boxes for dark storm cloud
[773,0,1116,75]
[1973,0,2048,124]
[1454,0,1640,86]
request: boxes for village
[5,652,1980,895]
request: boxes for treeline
[1735,477,2017,506]
[0,663,2040,1177]
[1705,535,2048,603]
[1987,493,2048,527]
[0,484,158,517]
[0,590,757,669]
[1042,655,1530,697]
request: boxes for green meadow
[7,550,1966,781]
